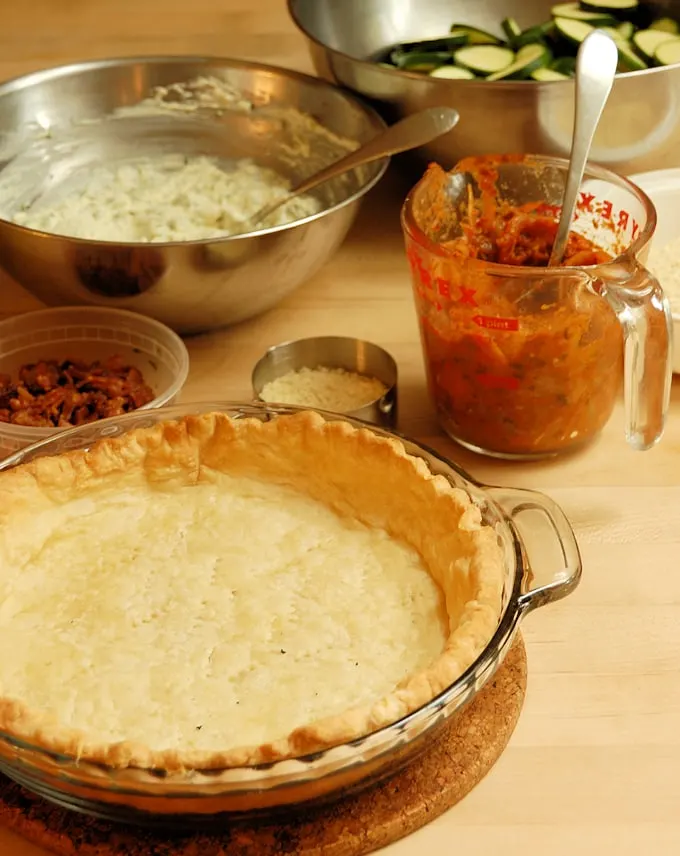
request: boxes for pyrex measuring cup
[401,154,673,460]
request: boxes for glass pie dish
[0,402,581,826]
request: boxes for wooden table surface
[2,1,680,854]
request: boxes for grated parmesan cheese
[649,236,680,312]
[260,366,387,413]
[12,155,321,243]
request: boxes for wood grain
[1,1,680,854]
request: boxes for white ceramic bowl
[0,306,189,458]
[629,168,680,373]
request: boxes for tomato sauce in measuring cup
[401,155,672,459]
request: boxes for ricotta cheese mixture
[12,155,321,242]
[0,472,447,752]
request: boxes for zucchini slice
[550,2,616,25]
[617,21,635,40]
[531,67,571,80]
[655,37,680,66]
[633,28,676,60]
[600,26,624,42]
[515,21,557,47]
[486,43,552,80]
[449,24,502,45]
[501,17,522,44]
[616,41,648,70]
[392,35,467,54]
[453,44,515,75]
[650,17,680,35]
[430,65,476,79]
[392,51,452,71]
[554,16,595,45]
[551,56,577,74]
[580,0,639,10]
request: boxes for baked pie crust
[0,411,504,771]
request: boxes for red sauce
[407,158,623,457]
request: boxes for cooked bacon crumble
[0,356,155,428]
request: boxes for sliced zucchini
[453,44,515,75]
[617,20,635,40]
[616,40,648,71]
[580,0,639,10]
[501,17,522,45]
[650,17,680,35]
[515,21,557,47]
[392,51,452,71]
[600,25,625,42]
[531,67,571,80]
[550,2,616,25]
[554,16,595,45]
[449,24,502,45]
[486,43,552,80]
[551,55,577,74]
[633,28,676,61]
[655,37,680,66]
[429,65,476,79]
[391,34,467,54]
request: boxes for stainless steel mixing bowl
[289,0,680,175]
[0,56,388,335]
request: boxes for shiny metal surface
[549,31,618,265]
[0,56,388,335]
[251,335,399,427]
[0,402,582,824]
[288,0,680,175]
[248,106,460,228]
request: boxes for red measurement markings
[477,374,520,391]
[473,315,519,332]
[577,191,596,212]
[460,286,477,307]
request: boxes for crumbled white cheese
[12,155,320,242]
[260,366,388,413]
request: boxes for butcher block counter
[1,1,680,853]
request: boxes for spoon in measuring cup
[548,30,618,266]
[238,106,460,234]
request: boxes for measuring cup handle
[598,259,673,451]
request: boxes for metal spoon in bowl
[238,106,460,235]
[548,30,619,266]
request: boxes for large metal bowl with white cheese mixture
[0,56,388,335]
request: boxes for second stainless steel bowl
[289,0,680,175]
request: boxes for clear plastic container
[0,306,189,458]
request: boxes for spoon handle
[289,106,460,198]
[548,30,618,266]
[250,107,460,227]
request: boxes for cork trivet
[0,636,526,856]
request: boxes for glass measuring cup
[401,154,673,460]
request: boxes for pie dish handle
[485,486,582,615]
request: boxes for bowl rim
[0,54,390,247]
[287,0,680,87]
[0,306,190,439]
